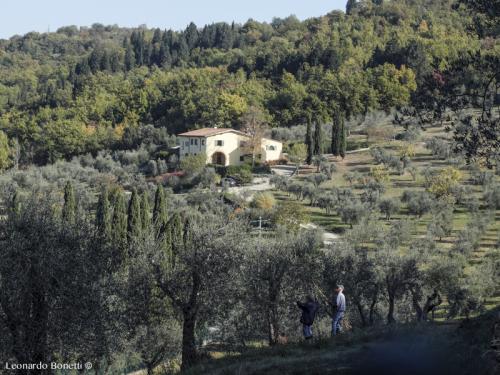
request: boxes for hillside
[0,0,498,374]
[185,309,500,375]
[0,0,480,166]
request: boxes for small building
[177,128,283,167]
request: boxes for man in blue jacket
[332,285,346,336]
[297,295,320,340]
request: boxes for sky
[0,0,347,39]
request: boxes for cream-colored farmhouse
[177,128,283,167]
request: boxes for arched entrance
[211,152,226,166]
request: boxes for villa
[177,128,283,167]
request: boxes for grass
[183,308,500,375]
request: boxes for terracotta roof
[178,128,244,137]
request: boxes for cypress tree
[331,110,341,157]
[152,28,162,44]
[111,191,128,261]
[141,191,151,233]
[169,211,183,255]
[62,181,76,224]
[9,191,21,218]
[305,116,313,165]
[127,189,142,241]
[124,42,135,71]
[340,116,347,160]
[96,187,112,239]
[153,185,168,230]
[313,121,323,156]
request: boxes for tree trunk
[267,283,280,346]
[181,310,197,371]
[29,267,49,374]
[356,302,367,327]
[387,293,396,324]
[369,296,377,326]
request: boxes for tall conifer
[313,121,323,156]
[62,181,76,224]
[127,189,142,241]
[305,116,313,165]
[111,191,128,263]
[153,185,168,230]
[96,186,112,239]
[141,191,151,233]
[340,117,347,160]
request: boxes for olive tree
[154,206,246,370]
[240,229,323,345]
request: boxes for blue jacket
[297,300,319,325]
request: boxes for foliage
[180,154,207,176]
[428,167,462,198]
[252,191,276,210]
[288,143,307,165]
[273,201,309,231]
[379,198,400,220]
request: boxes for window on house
[194,139,198,146]
[216,140,224,146]
[239,156,244,162]
[266,145,276,151]
[201,139,205,146]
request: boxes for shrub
[226,165,253,184]
[270,175,288,191]
[252,192,276,210]
[371,165,390,183]
[180,154,206,176]
[273,201,308,231]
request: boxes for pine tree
[127,188,142,241]
[62,181,76,224]
[96,187,112,239]
[346,0,357,15]
[313,121,323,156]
[185,22,199,50]
[153,185,168,230]
[305,116,313,165]
[141,191,151,233]
[111,191,128,262]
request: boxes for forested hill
[0,0,489,166]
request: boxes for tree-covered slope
[0,0,486,166]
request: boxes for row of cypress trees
[62,181,183,268]
[305,110,347,165]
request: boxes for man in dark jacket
[297,295,320,340]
